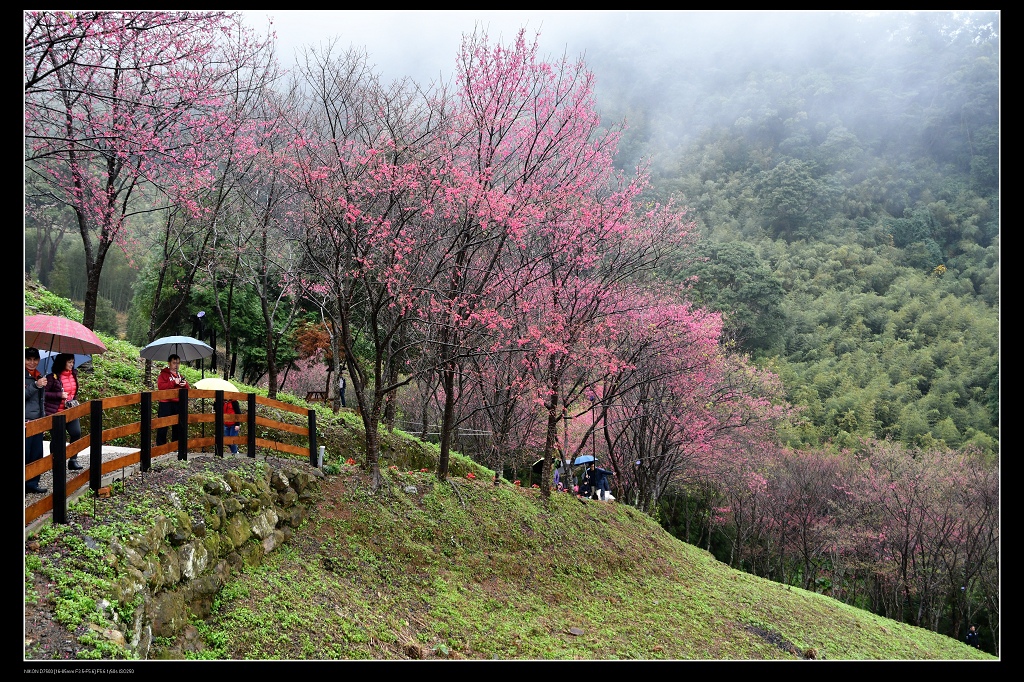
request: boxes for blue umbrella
[39,350,91,376]
[573,454,595,466]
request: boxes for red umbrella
[24,315,107,355]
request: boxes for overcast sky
[240,10,686,83]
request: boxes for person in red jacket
[44,353,84,470]
[224,397,242,454]
[156,354,188,446]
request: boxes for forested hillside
[585,10,999,456]
[24,10,998,654]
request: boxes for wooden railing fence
[24,388,318,527]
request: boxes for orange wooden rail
[24,389,319,527]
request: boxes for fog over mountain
[244,10,998,174]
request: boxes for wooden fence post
[215,390,224,458]
[247,393,257,458]
[89,399,103,492]
[51,414,67,525]
[177,387,189,461]
[308,409,317,468]
[141,392,152,473]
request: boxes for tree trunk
[383,360,400,432]
[82,246,108,330]
[437,366,456,481]
[540,407,561,500]
[361,407,384,491]
[330,317,342,413]
[421,389,430,441]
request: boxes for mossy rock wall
[98,463,323,659]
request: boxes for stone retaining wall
[96,462,323,659]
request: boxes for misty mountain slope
[580,11,1000,455]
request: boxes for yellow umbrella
[194,377,239,392]
[193,377,241,448]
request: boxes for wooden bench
[305,391,330,404]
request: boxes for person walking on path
[590,461,614,501]
[338,368,347,407]
[966,625,981,649]
[156,354,189,446]
[25,348,48,494]
[44,353,84,470]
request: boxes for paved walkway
[27,443,167,535]
[40,441,140,459]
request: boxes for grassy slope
[195,465,991,661]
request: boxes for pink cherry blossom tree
[824,440,998,647]
[287,42,455,488]
[25,11,272,329]
[419,28,628,482]
[596,297,790,513]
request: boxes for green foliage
[27,231,137,313]
[25,280,83,320]
[755,158,831,241]
[73,337,146,406]
[93,295,120,337]
[124,253,197,346]
[75,631,130,660]
[769,251,997,453]
[658,109,998,454]
[665,241,786,355]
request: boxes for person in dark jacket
[966,625,980,649]
[25,348,48,493]
[44,353,83,470]
[578,464,593,499]
[590,461,614,501]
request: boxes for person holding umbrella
[44,353,85,470]
[156,354,189,446]
[25,348,48,494]
[25,315,108,477]
[224,395,242,454]
[589,461,615,501]
[578,463,593,499]
[195,376,241,453]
